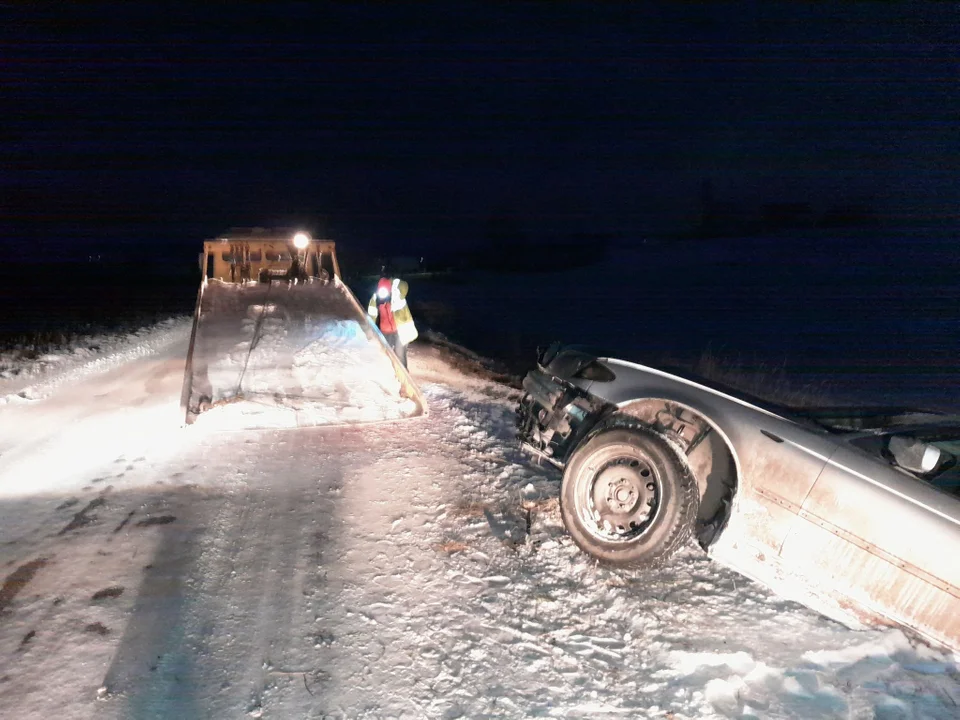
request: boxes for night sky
[4,2,958,261]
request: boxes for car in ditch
[516,343,960,652]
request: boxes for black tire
[560,426,698,567]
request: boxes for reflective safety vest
[368,278,419,345]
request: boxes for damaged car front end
[517,343,616,468]
[515,343,960,653]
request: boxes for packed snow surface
[0,323,958,719]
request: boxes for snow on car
[516,343,960,654]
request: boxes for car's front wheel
[560,426,698,567]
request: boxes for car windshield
[794,407,947,433]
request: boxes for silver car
[516,344,960,652]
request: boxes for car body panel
[779,443,960,645]
[517,349,960,652]
[597,358,845,555]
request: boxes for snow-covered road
[0,326,958,719]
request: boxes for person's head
[376,277,392,300]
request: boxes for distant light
[292,232,310,249]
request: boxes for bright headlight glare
[377,287,390,299]
[292,232,310,249]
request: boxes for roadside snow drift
[0,317,190,405]
[186,279,419,429]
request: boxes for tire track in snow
[97,442,341,719]
[98,496,208,717]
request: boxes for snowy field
[0,321,958,719]
[411,229,960,413]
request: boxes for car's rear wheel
[560,426,698,567]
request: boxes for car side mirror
[887,436,948,475]
[537,342,562,368]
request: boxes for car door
[731,414,837,557]
[779,436,960,650]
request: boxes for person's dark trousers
[383,332,408,368]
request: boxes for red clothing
[376,278,398,333]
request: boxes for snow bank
[0,316,191,404]
[655,628,960,717]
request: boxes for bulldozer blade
[181,276,426,430]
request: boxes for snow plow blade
[180,231,426,429]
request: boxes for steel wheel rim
[575,448,662,543]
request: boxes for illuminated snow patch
[191,281,418,429]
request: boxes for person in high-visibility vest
[367,276,418,368]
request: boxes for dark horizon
[4,2,958,262]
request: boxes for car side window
[848,434,885,458]
[851,431,959,496]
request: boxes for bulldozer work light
[292,232,311,249]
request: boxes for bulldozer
[180,228,426,429]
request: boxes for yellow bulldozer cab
[180,229,426,429]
